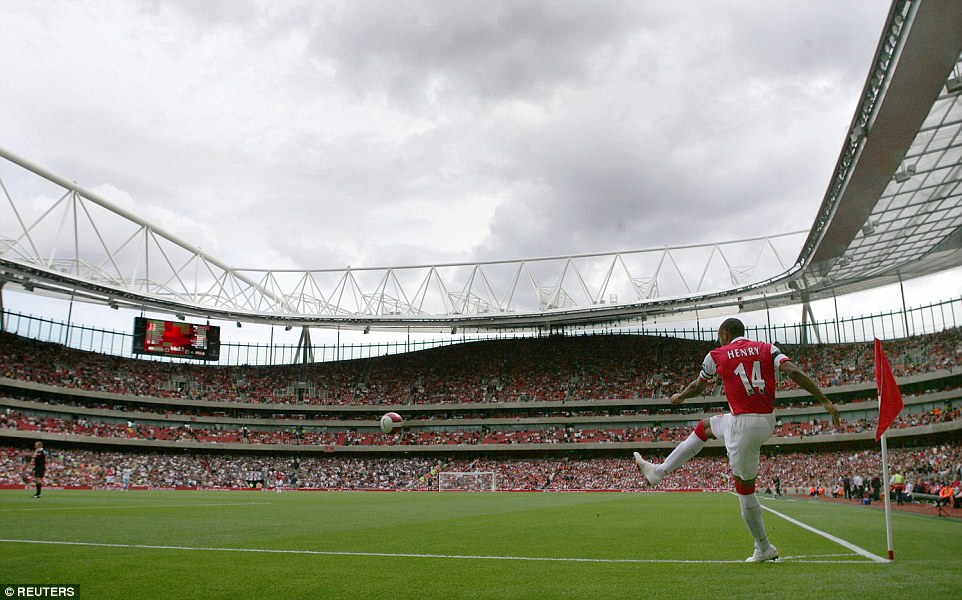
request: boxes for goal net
[438,471,497,492]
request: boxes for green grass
[1,490,960,599]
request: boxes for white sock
[738,493,770,550]
[657,432,706,477]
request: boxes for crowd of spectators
[763,443,962,508]
[4,405,959,447]
[782,327,962,389]
[4,384,959,427]
[5,317,961,509]
[2,442,958,495]
[2,328,960,464]
[3,328,960,408]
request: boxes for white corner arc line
[760,504,889,564]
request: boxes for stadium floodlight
[894,163,917,183]
[946,76,962,94]
[850,124,868,145]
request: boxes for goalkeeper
[634,317,840,562]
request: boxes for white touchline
[0,502,270,512]
[0,539,877,564]
[759,503,889,564]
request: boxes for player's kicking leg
[730,415,779,562]
[634,419,711,487]
[737,476,778,562]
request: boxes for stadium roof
[795,0,962,302]
[1,0,961,332]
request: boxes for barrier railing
[2,295,959,365]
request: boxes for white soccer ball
[379,412,403,433]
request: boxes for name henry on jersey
[726,347,761,359]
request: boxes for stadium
[2,1,962,599]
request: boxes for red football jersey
[698,337,789,415]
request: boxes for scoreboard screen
[132,317,220,361]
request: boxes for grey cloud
[306,1,647,104]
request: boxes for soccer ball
[379,412,403,433]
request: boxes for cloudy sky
[2,0,895,265]
[1,0,958,345]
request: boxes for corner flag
[874,338,903,561]
[874,339,903,442]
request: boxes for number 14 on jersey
[733,361,765,395]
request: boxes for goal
[438,471,497,492]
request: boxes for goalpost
[438,471,497,492]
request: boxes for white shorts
[709,413,776,480]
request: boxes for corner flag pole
[880,431,894,561]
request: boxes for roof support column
[800,294,821,345]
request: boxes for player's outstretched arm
[779,360,841,426]
[670,377,709,405]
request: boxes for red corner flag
[874,339,904,441]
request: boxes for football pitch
[2,490,960,599]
